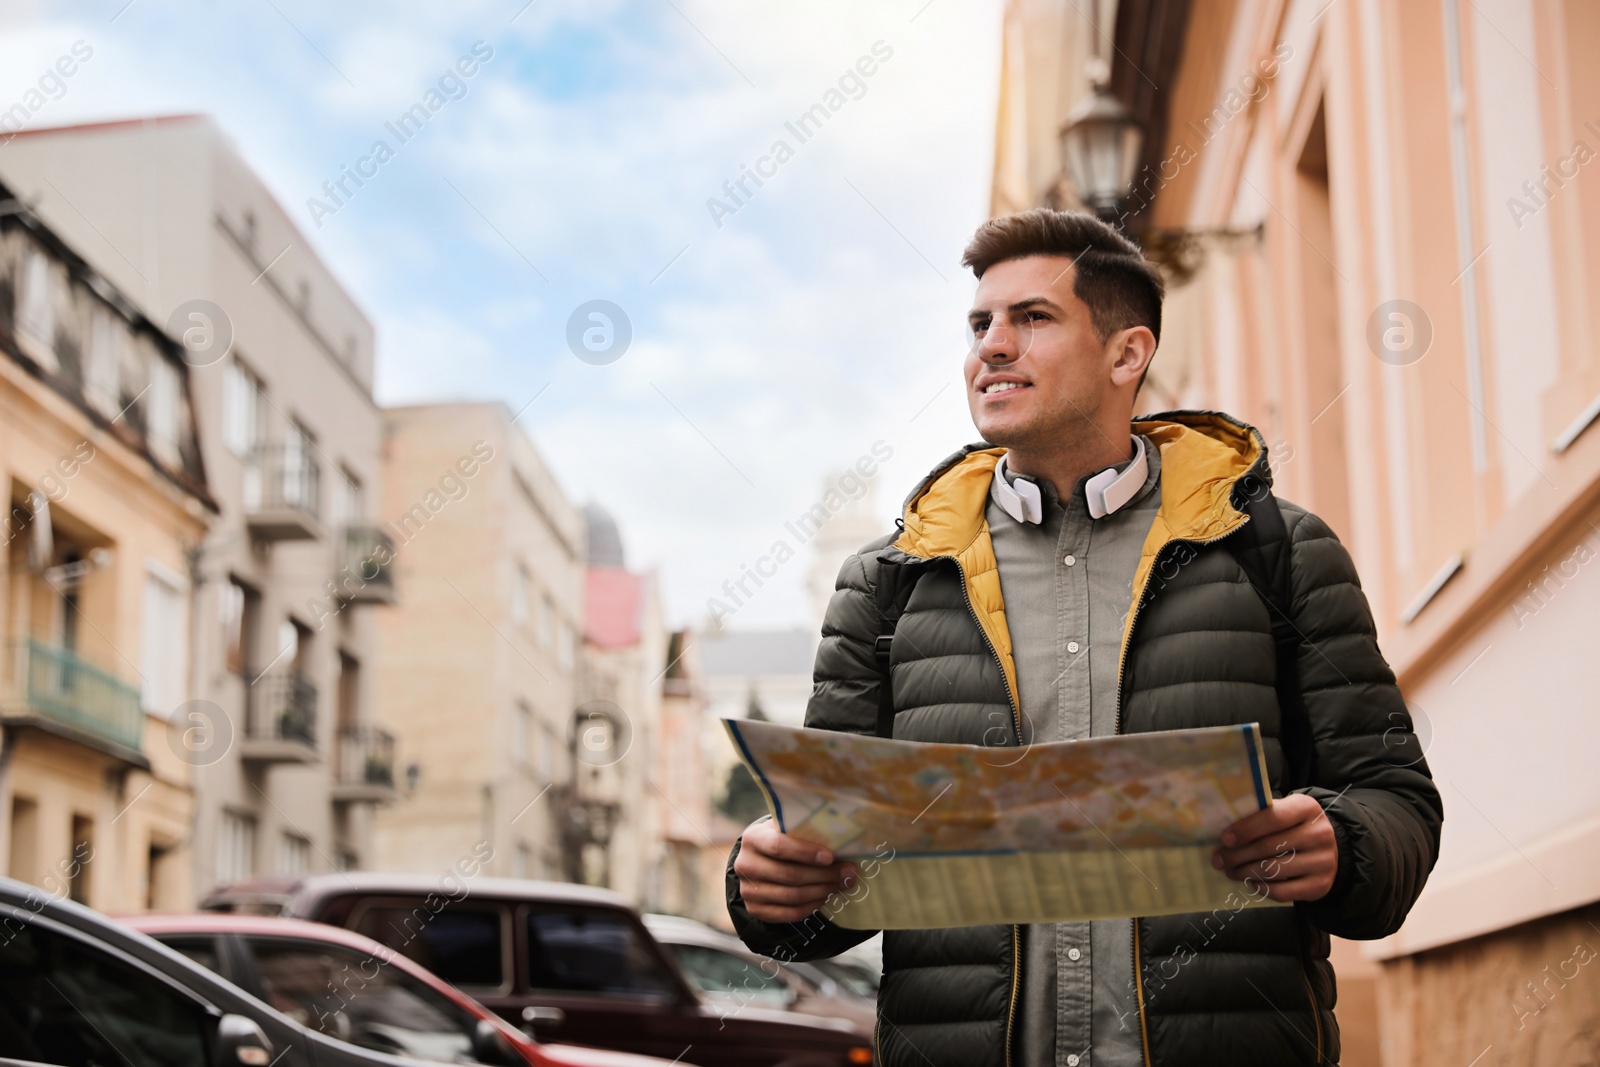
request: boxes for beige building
[0,116,395,894]
[0,176,213,912]
[371,403,584,883]
[993,1,1600,1063]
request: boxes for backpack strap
[870,559,922,739]
[1226,476,1314,790]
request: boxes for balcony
[337,527,396,606]
[332,726,397,803]
[4,640,147,766]
[242,669,318,765]
[243,444,323,542]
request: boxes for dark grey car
[0,877,522,1067]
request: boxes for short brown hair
[961,209,1165,345]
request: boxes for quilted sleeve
[726,539,893,961]
[1281,505,1445,939]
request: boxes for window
[0,922,211,1067]
[86,306,122,416]
[511,566,530,627]
[154,936,222,974]
[69,816,93,905]
[333,467,363,529]
[536,595,553,649]
[278,833,310,875]
[353,903,506,990]
[244,936,484,1064]
[664,943,791,1007]
[222,359,263,457]
[537,721,557,783]
[514,702,532,768]
[140,567,186,714]
[217,810,257,885]
[283,421,317,514]
[524,907,674,999]
[147,356,180,463]
[16,247,54,353]
[556,621,574,673]
[219,578,258,677]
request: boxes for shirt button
[1063,554,1076,566]
[1067,1055,1081,1066]
[1066,641,1080,654]
[1067,947,1082,961]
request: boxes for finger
[734,851,850,888]
[1221,848,1336,885]
[738,879,839,909]
[1212,834,1304,871]
[1252,875,1334,903]
[1219,805,1299,848]
[746,900,829,923]
[745,823,835,866]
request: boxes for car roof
[124,912,399,953]
[204,873,633,915]
[642,914,755,951]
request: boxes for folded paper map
[723,718,1287,930]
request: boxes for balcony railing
[243,444,322,541]
[338,527,396,605]
[243,669,318,763]
[8,639,143,758]
[333,725,397,802]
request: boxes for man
[727,209,1442,1066]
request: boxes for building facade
[0,116,395,895]
[992,1,1600,1063]
[370,402,584,884]
[0,178,213,913]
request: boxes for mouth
[979,380,1031,396]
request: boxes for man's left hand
[1211,793,1339,902]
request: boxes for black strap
[871,560,921,739]
[1226,475,1314,790]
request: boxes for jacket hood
[894,410,1269,561]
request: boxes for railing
[13,639,143,754]
[339,527,396,603]
[246,670,317,749]
[336,725,395,789]
[243,443,321,520]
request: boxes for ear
[1108,326,1157,389]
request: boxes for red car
[122,912,678,1067]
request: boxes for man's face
[963,255,1114,450]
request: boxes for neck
[1003,423,1133,497]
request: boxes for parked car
[120,912,675,1067]
[0,876,504,1067]
[202,874,874,1067]
[639,915,874,1039]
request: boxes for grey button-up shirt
[987,437,1162,1067]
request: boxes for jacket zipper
[948,554,1024,1067]
[1114,521,1250,1067]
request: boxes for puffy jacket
[728,411,1443,1067]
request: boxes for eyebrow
[967,296,1066,323]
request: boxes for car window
[245,935,482,1063]
[157,935,223,974]
[809,959,880,997]
[524,907,675,999]
[352,901,506,989]
[0,920,211,1067]
[663,943,790,1007]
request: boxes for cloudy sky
[0,0,1001,630]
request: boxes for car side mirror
[471,1019,520,1066]
[215,1014,274,1067]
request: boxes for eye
[1026,310,1050,322]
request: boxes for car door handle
[521,1006,566,1027]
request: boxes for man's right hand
[733,818,855,923]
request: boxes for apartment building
[992,1,1600,1063]
[0,116,394,895]
[577,504,667,902]
[0,178,213,912]
[370,403,584,883]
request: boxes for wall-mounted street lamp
[1059,85,1145,226]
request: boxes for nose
[977,319,1018,363]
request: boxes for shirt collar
[989,435,1150,525]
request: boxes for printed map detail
[723,719,1284,929]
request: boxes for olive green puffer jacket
[727,411,1443,1067]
